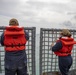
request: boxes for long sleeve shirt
[52,41,62,52]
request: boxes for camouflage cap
[9,18,19,25]
[60,29,71,37]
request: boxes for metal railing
[39,28,76,75]
[0,26,36,75]
[1,27,76,75]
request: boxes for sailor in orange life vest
[51,29,76,75]
[0,18,29,75]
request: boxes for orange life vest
[54,37,76,56]
[4,26,27,51]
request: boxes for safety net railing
[0,26,36,75]
[39,28,76,75]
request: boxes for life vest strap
[59,50,71,55]
[5,44,25,47]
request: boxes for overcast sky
[0,0,76,33]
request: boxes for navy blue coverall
[52,41,73,75]
[0,31,29,75]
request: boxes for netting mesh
[40,28,76,75]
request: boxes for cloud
[0,0,75,18]
[0,0,21,17]
[31,0,71,3]
[0,0,19,10]
[21,0,74,18]
[0,0,76,33]
[0,15,10,26]
[0,0,72,17]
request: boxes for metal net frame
[39,28,76,75]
